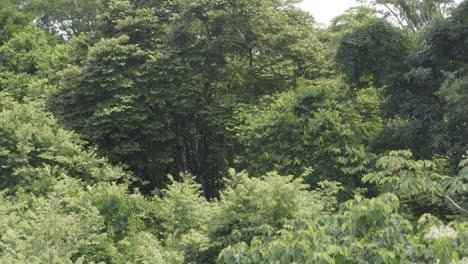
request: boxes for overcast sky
[296,0,360,25]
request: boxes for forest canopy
[0,0,466,263]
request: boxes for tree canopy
[0,0,466,262]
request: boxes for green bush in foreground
[220,193,468,264]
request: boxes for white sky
[296,0,360,25]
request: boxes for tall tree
[363,0,467,162]
[335,18,410,88]
[51,0,334,196]
[359,0,455,32]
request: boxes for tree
[424,0,468,75]
[0,25,69,100]
[51,0,335,196]
[0,0,31,44]
[220,193,468,263]
[0,178,106,263]
[208,169,341,263]
[359,0,456,33]
[335,18,410,88]
[155,0,334,196]
[375,0,468,161]
[435,77,468,160]
[331,6,379,33]
[235,80,381,189]
[19,0,104,38]
[363,150,468,217]
[154,173,214,263]
[0,95,126,193]
[0,175,184,263]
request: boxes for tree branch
[444,194,468,215]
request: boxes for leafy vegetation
[0,0,466,263]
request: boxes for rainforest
[0,0,466,263]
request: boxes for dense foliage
[0,0,466,263]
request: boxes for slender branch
[433,187,468,215]
[444,195,468,215]
[382,3,410,31]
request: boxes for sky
[296,0,360,25]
